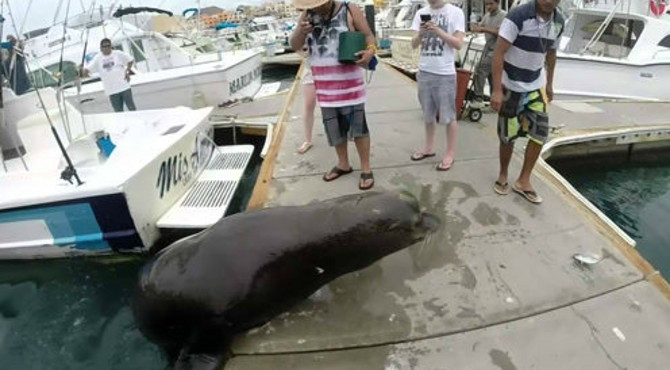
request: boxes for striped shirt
[306,3,366,108]
[498,1,564,92]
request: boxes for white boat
[0,106,255,260]
[23,16,263,115]
[458,0,670,101]
[246,16,288,55]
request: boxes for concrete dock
[227,63,670,369]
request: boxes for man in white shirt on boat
[81,38,137,112]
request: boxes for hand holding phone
[420,14,431,23]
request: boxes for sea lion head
[313,190,440,274]
[396,189,441,240]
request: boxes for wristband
[365,43,377,53]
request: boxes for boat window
[659,35,670,48]
[403,4,423,22]
[577,18,643,58]
[130,39,147,63]
[251,24,270,32]
[29,61,78,89]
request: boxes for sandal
[512,183,543,204]
[297,141,313,154]
[410,152,436,161]
[493,181,509,195]
[436,159,454,171]
[359,172,374,190]
[323,166,353,182]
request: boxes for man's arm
[478,26,500,36]
[410,12,423,49]
[490,37,512,112]
[545,49,556,102]
[289,12,311,52]
[431,8,465,50]
[349,4,377,66]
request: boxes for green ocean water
[551,159,670,280]
[0,258,165,370]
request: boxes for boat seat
[605,44,630,58]
[157,144,254,229]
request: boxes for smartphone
[420,14,431,22]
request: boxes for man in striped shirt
[491,0,564,204]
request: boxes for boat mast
[5,0,83,185]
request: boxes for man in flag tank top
[290,0,377,190]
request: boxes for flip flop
[359,172,374,190]
[410,152,436,161]
[436,159,454,171]
[323,166,353,182]
[512,183,543,204]
[297,141,313,154]
[493,181,509,195]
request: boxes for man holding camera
[410,0,465,172]
[289,0,377,190]
[470,0,506,103]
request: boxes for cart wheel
[469,108,482,122]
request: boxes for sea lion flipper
[174,348,228,370]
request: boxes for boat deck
[227,63,670,368]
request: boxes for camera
[307,11,324,27]
[420,14,431,22]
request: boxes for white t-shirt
[86,50,134,96]
[411,4,465,75]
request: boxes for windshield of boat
[561,15,643,58]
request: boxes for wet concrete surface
[227,64,670,368]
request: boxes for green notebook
[338,31,366,64]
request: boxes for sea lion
[131,191,439,369]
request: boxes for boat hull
[0,108,216,260]
[455,35,670,101]
[65,52,263,114]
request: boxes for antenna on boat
[52,0,74,141]
[5,0,83,185]
[74,0,98,134]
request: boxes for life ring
[650,0,666,17]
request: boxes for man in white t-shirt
[82,38,136,112]
[409,0,465,172]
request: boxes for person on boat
[289,0,377,190]
[490,0,564,204]
[470,0,506,103]
[297,45,317,155]
[409,0,465,172]
[80,38,137,112]
[1,35,32,96]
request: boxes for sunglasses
[101,44,111,48]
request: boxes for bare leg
[298,83,316,153]
[323,141,351,180]
[442,120,458,165]
[302,83,316,143]
[423,120,436,154]
[498,141,514,185]
[354,136,373,188]
[516,140,542,190]
[335,141,350,170]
